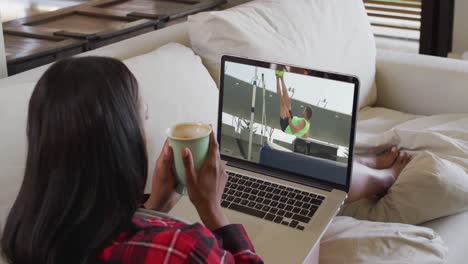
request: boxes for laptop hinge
[226,160,335,192]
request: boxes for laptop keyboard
[221,171,325,231]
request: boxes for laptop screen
[219,56,359,190]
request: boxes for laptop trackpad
[224,209,264,237]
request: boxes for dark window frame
[419,0,455,57]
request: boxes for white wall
[0,10,7,78]
[453,0,468,55]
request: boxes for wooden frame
[3,0,226,75]
[5,31,86,62]
[92,0,226,21]
[4,6,159,48]
[5,31,87,75]
[3,4,160,75]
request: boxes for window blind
[364,0,422,41]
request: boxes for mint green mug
[167,123,211,195]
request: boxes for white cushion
[123,43,219,191]
[188,0,377,109]
[355,107,419,143]
[0,83,35,226]
[321,216,448,264]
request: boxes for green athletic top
[285,116,310,137]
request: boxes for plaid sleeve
[212,224,263,264]
[183,224,263,264]
[97,216,263,264]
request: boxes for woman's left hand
[144,140,181,212]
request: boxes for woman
[275,70,311,139]
[0,57,263,264]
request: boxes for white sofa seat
[375,49,468,115]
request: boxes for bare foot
[385,152,411,181]
[378,152,411,188]
[374,152,412,196]
[356,146,399,169]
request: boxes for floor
[0,0,251,22]
[0,0,250,22]
[0,0,90,22]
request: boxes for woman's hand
[144,140,181,213]
[182,130,229,230]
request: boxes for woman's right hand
[182,130,229,231]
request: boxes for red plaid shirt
[96,213,263,263]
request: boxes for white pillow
[0,83,35,226]
[345,112,468,225]
[123,43,219,191]
[189,0,377,109]
[321,216,448,264]
[342,151,468,225]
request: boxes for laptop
[170,55,359,263]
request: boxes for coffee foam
[170,123,211,139]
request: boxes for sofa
[1,1,468,263]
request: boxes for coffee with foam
[169,123,211,140]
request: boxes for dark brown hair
[1,57,148,264]
[304,106,313,120]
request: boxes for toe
[399,153,405,164]
[402,152,411,164]
[406,154,412,164]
